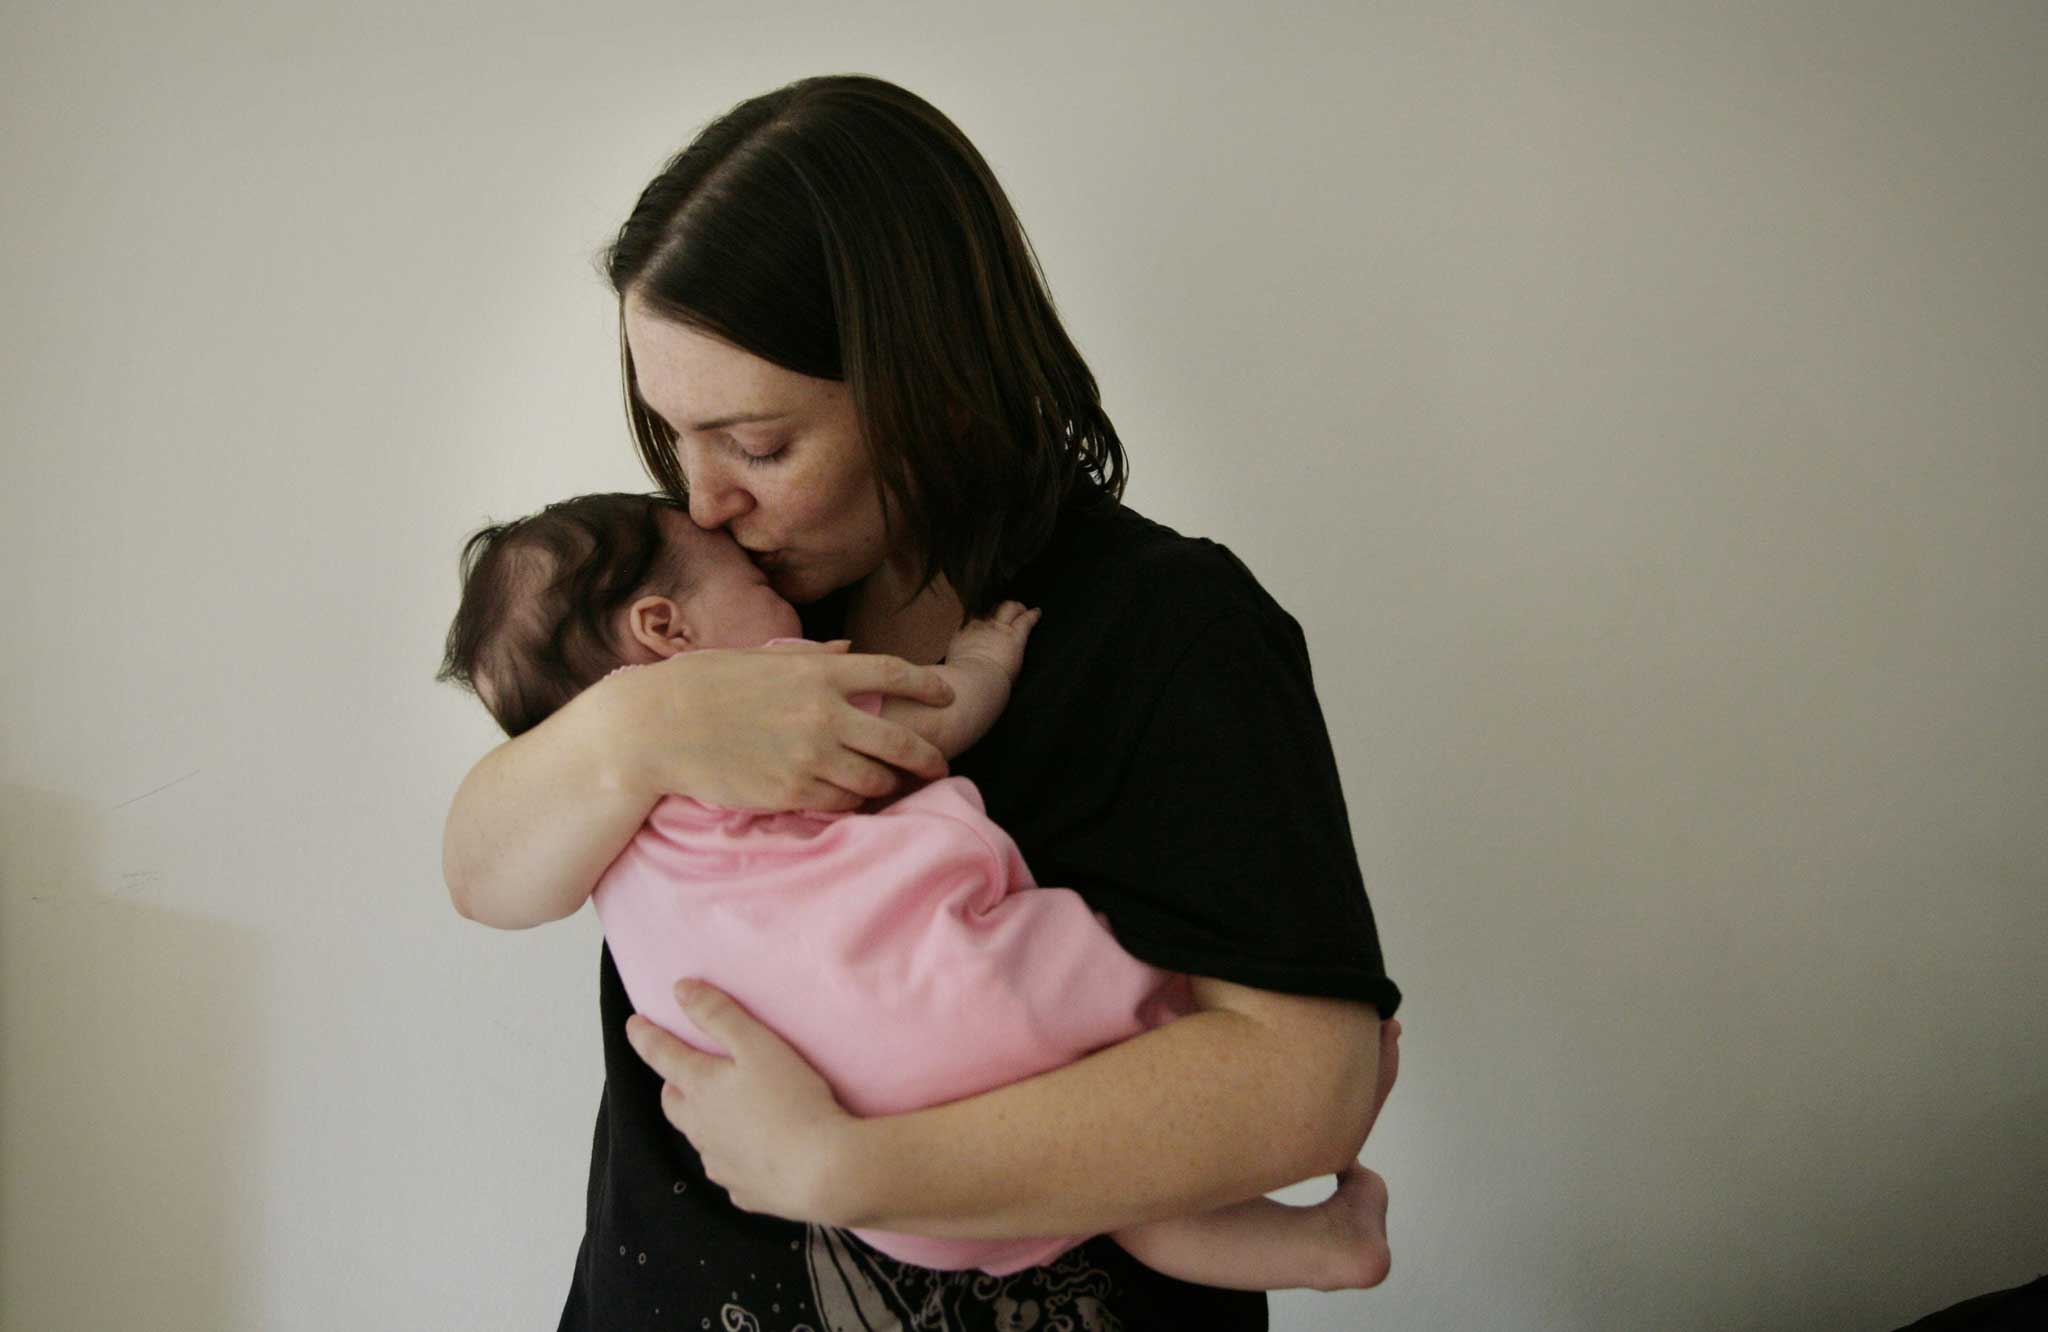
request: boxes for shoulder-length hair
[602,73,1126,614]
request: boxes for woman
[444,74,1403,1330]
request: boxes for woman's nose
[684,457,753,530]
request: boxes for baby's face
[657,506,805,647]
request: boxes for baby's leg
[1109,1163,1390,1293]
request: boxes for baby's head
[437,492,802,736]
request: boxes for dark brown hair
[436,492,687,737]
[602,74,1126,614]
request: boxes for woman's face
[622,292,892,604]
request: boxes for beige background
[3,2,2043,1329]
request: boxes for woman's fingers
[838,708,949,781]
[759,638,853,654]
[626,644,953,809]
[796,779,869,813]
[817,749,904,801]
[831,653,954,707]
[625,1013,715,1086]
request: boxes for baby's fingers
[991,600,1025,624]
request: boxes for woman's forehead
[624,299,826,426]
[626,307,767,400]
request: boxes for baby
[438,490,1391,1291]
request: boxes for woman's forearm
[442,682,658,930]
[822,996,1378,1239]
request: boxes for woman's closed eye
[735,437,788,467]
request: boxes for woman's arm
[617,602,1402,1235]
[823,977,1386,1237]
[630,971,1388,1237]
[443,643,958,930]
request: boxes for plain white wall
[3,2,2042,1328]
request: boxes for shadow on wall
[0,783,268,1330]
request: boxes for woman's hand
[608,639,956,812]
[626,981,858,1222]
[443,640,953,927]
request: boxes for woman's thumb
[760,638,852,654]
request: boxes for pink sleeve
[589,776,1191,1276]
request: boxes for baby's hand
[944,601,1042,682]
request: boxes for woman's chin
[768,569,826,607]
[756,591,806,641]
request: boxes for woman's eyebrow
[686,410,788,432]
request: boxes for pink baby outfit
[590,663,1193,1275]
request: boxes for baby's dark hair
[436,491,687,737]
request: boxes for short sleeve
[1053,608,1401,1019]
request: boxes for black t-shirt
[557,485,1400,1331]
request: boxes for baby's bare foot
[1312,1163,1391,1292]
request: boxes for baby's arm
[876,601,1041,761]
[1110,1161,1391,1293]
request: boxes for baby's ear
[622,595,691,659]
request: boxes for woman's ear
[622,594,692,660]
